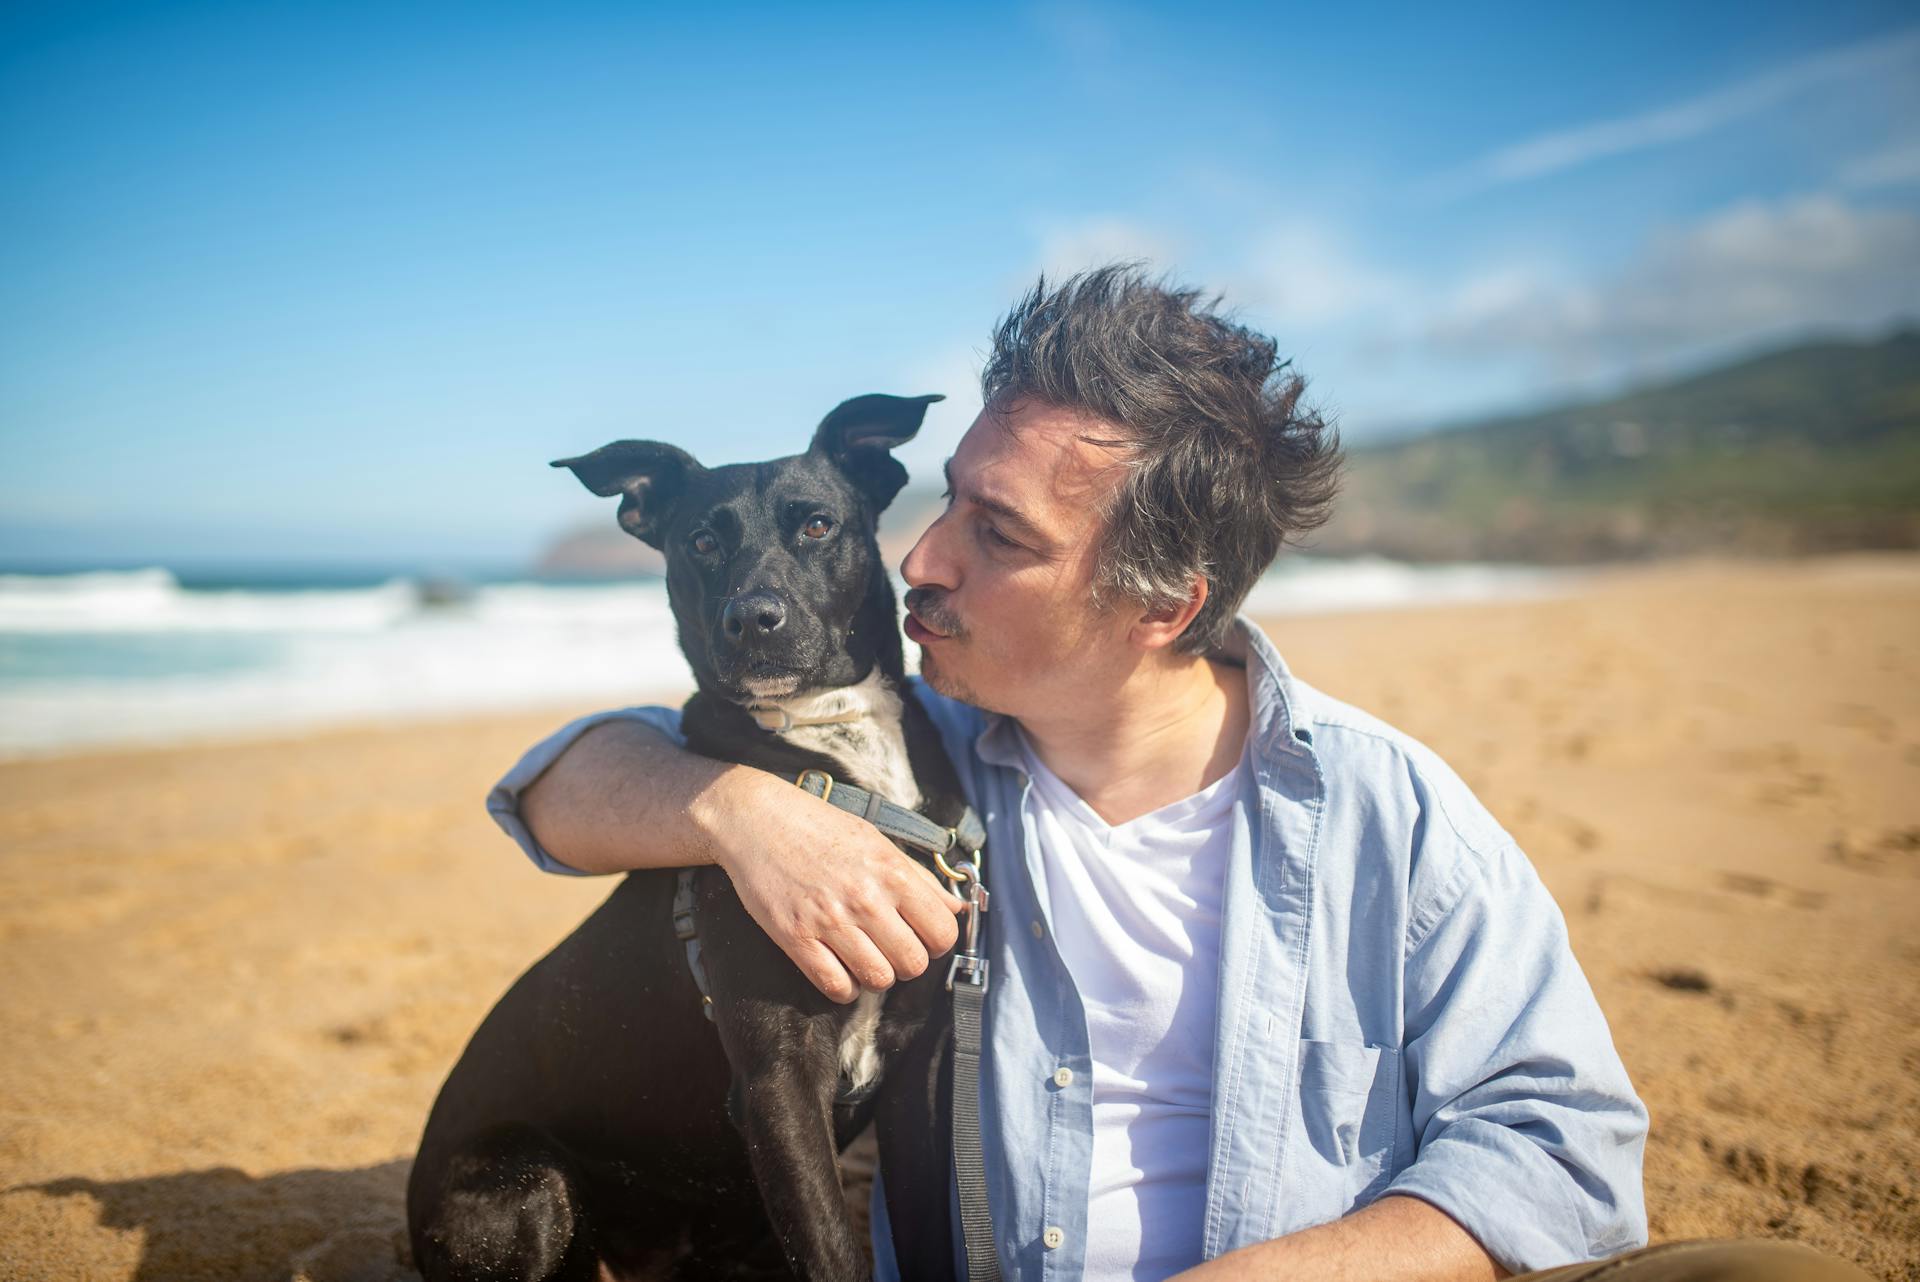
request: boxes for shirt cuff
[1381,1118,1638,1273]
[484,706,685,875]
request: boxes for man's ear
[809,393,944,512]
[1132,576,1210,652]
[551,441,703,550]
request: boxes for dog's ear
[551,441,704,550]
[810,393,944,511]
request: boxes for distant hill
[1311,329,1920,562]
[533,524,665,577]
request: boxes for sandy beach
[2,555,1916,1281]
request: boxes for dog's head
[554,393,941,703]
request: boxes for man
[488,269,1859,1281]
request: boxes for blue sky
[3,0,1917,567]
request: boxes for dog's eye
[689,530,719,555]
[802,515,834,540]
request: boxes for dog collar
[746,705,870,733]
[791,768,987,864]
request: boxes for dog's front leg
[874,1012,956,1282]
[724,1010,869,1281]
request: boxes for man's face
[899,398,1140,719]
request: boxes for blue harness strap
[792,768,987,862]
[671,868,715,1023]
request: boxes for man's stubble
[917,647,992,715]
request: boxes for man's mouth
[904,612,948,644]
[903,588,961,643]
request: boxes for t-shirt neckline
[1015,724,1248,840]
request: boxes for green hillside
[1311,329,1920,563]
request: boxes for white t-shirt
[1016,729,1243,1282]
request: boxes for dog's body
[407,395,962,1281]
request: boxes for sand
[1,555,1916,1281]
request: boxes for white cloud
[1027,214,1418,330]
[1002,192,1917,432]
[1029,0,1120,66]
[1032,216,1180,280]
[891,343,987,482]
[1234,221,1416,326]
[1430,27,1920,197]
[1429,194,1920,370]
[1838,141,1920,191]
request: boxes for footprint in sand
[1825,827,1920,878]
[1647,967,1713,994]
[1830,703,1895,743]
[1702,1138,1905,1221]
[1755,769,1829,808]
[1716,872,1827,910]
[319,1001,465,1075]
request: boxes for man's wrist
[685,763,778,874]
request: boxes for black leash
[943,853,999,1282]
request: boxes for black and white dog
[407,395,968,1281]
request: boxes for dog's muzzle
[721,590,787,647]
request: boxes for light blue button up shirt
[487,617,1649,1278]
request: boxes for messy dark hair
[980,264,1344,654]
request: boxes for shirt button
[1043,1226,1065,1250]
[1052,1066,1074,1088]
[1030,920,1045,940]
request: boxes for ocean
[0,559,1568,756]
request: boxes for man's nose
[721,590,787,643]
[900,512,955,591]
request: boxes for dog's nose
[722,591,787,642]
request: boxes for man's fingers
[789,938,860,1005]
[909,858,970,913]
[819,927,897,995]
[865,910,932,982]
[895,851,967,915]
[899,878,964,956]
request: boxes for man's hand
[518,716,965,1003]
[696,771,966,1003]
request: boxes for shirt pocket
[1287,1039,1403,1220]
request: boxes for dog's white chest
[764,673,921,808]
[838,990,886,1091]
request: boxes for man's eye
[802,514,834,540]
[983,523,1019,550]
[690,530,719,555]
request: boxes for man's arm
[1379,838,1648,1272]
[501,713,965,1003]
[1170,1195,1505,1282]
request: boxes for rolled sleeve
[1385,840,1649,1272]
[484,705,685,875]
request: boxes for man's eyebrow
[942,457,1048,545]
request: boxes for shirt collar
[970,614,1315,772]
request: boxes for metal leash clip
[944,859,990,992]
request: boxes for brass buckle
[932,841,966,884]
[794,768,834,804]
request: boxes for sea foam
[0,559,1568,755]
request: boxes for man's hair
[980,264,1343,654]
